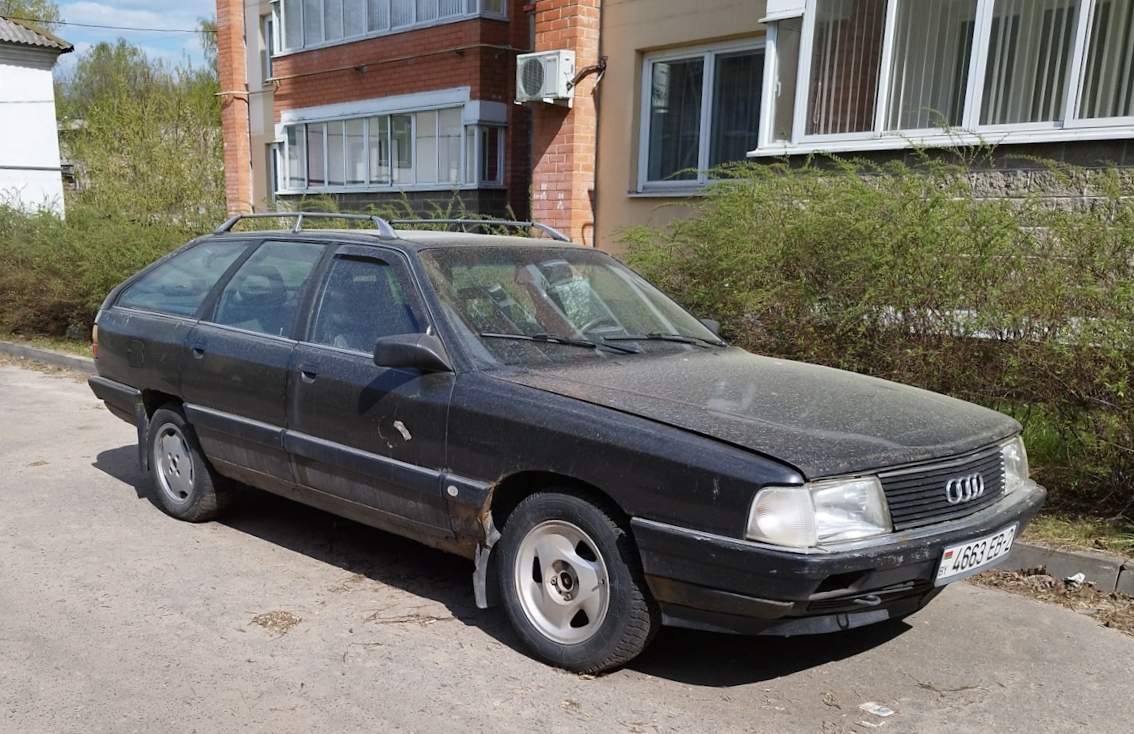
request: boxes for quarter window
[641,43,765,188]
[117,243,248,317]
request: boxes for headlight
[1001,435,1030,496]
[746,477,892,548]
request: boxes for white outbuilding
[0,15,71,216]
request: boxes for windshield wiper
[603,332,728,348]
[480,332,642,354]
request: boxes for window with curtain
[806,0,886,135]
[980,0,1077,125]
[758,0,1134,156]
[1079,0,1134,118]
[886,0,977,130]
[642,43,765,187]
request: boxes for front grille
[879,445,1005,532]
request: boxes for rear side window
[117,242,247,317]
[212,241,324,337]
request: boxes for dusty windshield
[420,246,724,366]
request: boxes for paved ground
[2,362,1133,734]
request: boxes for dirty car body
[88,214,1047,672]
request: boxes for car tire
[497,488,660,674]
[147,406,232,522]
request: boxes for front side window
[118,242,248,317]
[309,256,421,351]
[642,43,764,187]
[212,242,324,337]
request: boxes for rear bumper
[631,481,1046,635]
[88,375,140,424]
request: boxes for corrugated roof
[0,15,73,53]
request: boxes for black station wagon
[89,213,1047,673]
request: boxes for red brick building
[218,0,609,242]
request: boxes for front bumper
[631,481,1046,635]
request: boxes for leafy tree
[0,0,62,32]
[57,39,224,228]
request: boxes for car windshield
[420,246,724,366]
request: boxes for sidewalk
[2,338,1131,595]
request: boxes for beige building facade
[593,0,768,250]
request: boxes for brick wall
[529,0,601,244]
[242,3,532,219]
[217,0,252,215]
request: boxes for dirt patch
[250,610,302,636]
[972,568,1134,636]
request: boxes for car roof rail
[387,218,572,243]
[214,212,399,240]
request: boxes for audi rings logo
[944,473,985,505]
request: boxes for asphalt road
[1,362,1132,734]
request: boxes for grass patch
[0,332,93,358]
[1023,515,1134,557]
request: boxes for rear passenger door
[180,240,325,491]
[285,246,455,538]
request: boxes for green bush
[621,154,1134,519]
[0,203,195,335]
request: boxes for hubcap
[154,424,194,506]
[513,520,610,645]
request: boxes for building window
[759,0,1134,156]
[639,42,765,189]
[262,10,276,82]
[274,0,506,53]
[278,107,506,193]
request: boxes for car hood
[495,348,1018,479]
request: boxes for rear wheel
[148,406,232,522]
[497,489,659,673]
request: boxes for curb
[1004,542,1134,595]
[1,339,1130,594]
[0,340,96,375]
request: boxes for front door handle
[297,363,319,383]
[190,340,207,359]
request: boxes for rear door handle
[190,340,207,358]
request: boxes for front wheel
[147,406,232,522]
[497,489,659,673]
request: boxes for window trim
[753,0,1134,157]
[275,91,507,195]
[637,38,767,193]
[273,0,507,57]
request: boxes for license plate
[935,524,1017,585]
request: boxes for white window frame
[274,0,507,56]
[637,39,766,194]
[754,0,1134,157]
[274,91,508,195]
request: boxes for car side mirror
[373,333,453,373]
[699,318,721,337]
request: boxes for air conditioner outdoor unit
[515,50,575,106]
